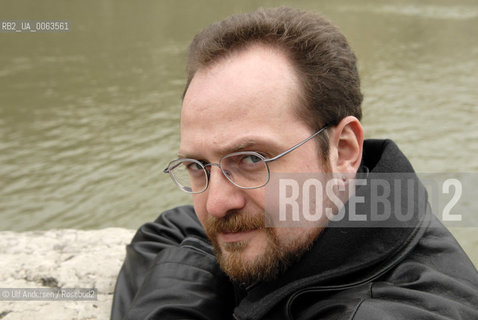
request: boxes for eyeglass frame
[163,124,329,193]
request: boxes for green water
[1,0,477,264]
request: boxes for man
[111,7,478,319]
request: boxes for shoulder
[283,217,478,320]
[354,217,478,319]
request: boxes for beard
[204,211,321,284]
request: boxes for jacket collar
[233,139,431,320]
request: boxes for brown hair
[184,7,363,160]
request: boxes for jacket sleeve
[110,205,235,320]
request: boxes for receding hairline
[183,40,301,99]
[182,41,310,138]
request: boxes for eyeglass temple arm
[264,125,328,163]
[163,161,183,173]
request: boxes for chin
[215,231,285,284]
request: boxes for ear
[328,116,364,175]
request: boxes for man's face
[179,44,328,283]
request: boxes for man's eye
[187,162,204,171]
[243,154,262,164]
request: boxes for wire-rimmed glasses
[163,125,328,194]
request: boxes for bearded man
[111,7,478,320]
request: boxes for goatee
[204,212,320,284]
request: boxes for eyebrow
[177,137,280,160]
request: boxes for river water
[1,0,477,264]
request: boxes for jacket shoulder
[353,217,478,319]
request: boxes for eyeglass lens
[168,152,269,193]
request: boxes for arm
[111,205,234,320]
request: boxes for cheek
[274,228,293,244]
[274,227,310,247]
[249,189,266,208]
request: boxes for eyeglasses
[163,125,328,194]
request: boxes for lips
[220,226,256,233]
[219,229,260,243]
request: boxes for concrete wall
[0,229,135,320]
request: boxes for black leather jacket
[111,140,478,319]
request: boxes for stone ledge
[0,228,136,320]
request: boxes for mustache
[205,212,265,235]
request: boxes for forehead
[179,44,309,158]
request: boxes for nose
[205,166,246,219]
